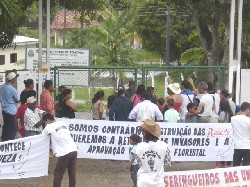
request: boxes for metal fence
[142,66,226,99]
[53,66,138,119]
[53,66,226,119]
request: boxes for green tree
[68,8,136,66]
[134,0,195,64]
[0,0,35,48]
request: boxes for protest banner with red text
[57,119,234,161]
[164,166,250,187]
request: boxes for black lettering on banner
[0,154,17,163]
[102,126,141,135]
[173,149,206,156]
[171,138,210,146]
[86,145,125,156]
[70,134,106,144]
[0,142,25,153]
[224,138,229,145]
[193,128,206,136]
[215,138,219,146]
[69,124,98,133]
[160,138,168,144]
[118,136,130,146]
[109,136,115,144]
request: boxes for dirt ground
[0,157,216,187]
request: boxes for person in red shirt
[40,80,55,116]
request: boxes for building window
[10,53,17,63]
[0,55,5,65]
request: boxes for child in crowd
[164,99,180,122]
[127,134,141,187]
[156,98,166,115]
[185,103,197,123]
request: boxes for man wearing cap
[136,119,171,187]
[24,96,45,136]
[128,91,163,122]
[125,81,135,99]
[0,71,20,141]
[40,80,55,116]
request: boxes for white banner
[0,134,50,179]
[57,119,234,161]
[164,166,250,187]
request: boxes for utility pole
[165,6,170,66]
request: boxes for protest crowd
[0,70,250,187]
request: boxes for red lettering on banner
[207,128,230,137]
[224,171,239,183]
[241,169,250,181]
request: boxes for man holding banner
[231,102,250,166]
[42,113,77,187]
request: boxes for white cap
[27,96,37,104]
[7,72,19,80]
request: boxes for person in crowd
[0,71,20,141]
[167,83,182,112]
[196,82,214,123]
[156,98,167,115]
[207,81,220,122]
[231,102,250,166]
[125,80,136,99]
[109,85,132,121]
[127,134,141,187]
[91,90,104,120]
[220,89,236,115]
[136,119,171,187]
[185,103,197,123]
[55,85,66,118]
[105,93,117,120]
[179,79,195,122]
[147,86,157,104]
[59,89,77,119]
[40,80,55,116]
[20,79,36,105]
[216,99,234,168]
[128,91,163,122]
[42,113,77,187]
[164,99,180,123]
[14,103,27,137]
[24,96,45,136]
[131,84,146,109]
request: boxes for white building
[0,35,38,72]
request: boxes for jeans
[2,111,17,141]
[130,164,139,187]
[53,151,77,187]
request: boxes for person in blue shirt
[0,71,20,141]
[109,85,132,121]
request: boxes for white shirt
[179,90,195,121]
[231,115,250,149]
[42,121,77,157]
[136,141,171,187]
[198,94,213,117]
[229,99,236,115]
[128,100,163,121]
[129,145,138,165]
[24,108,44,132]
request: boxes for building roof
[13,35,38,45]
[51,10,97,29]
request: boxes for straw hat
[140,119,161,137]
[168,83,181,94]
